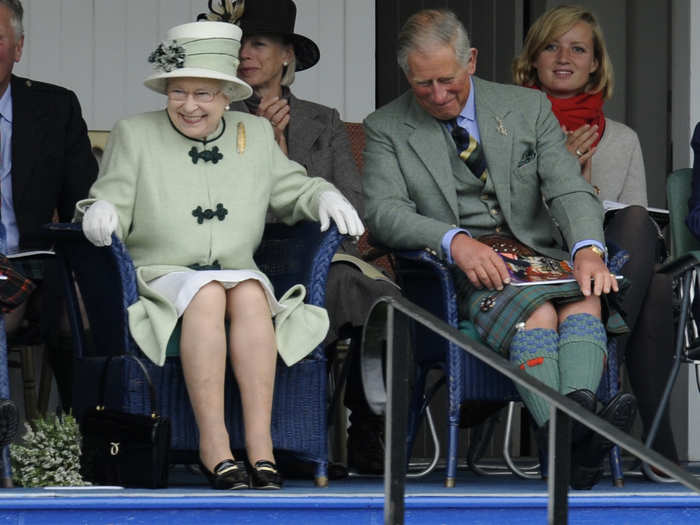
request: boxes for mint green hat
[144,21,252,102]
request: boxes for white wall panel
[343,0,374,122]
[294,0,321,105]
[11,0,374,130]
[60,1,95,126]
[124,1,162,118]
[317,0,344,112]
[93,0,127,129]
[25,1,61,84]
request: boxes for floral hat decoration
[198,0,320,71]
[144,19,252,102]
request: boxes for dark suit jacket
[10,74,98,249]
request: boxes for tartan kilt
[0,255,36,313]
[453,269,628,356]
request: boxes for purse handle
[96,354,160,419]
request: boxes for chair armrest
[44,222,141,358]
[658,251,700,279]
[307,223,343,308]
[108,233,139,307]
[607,248,630,275]
[393,249,459,329]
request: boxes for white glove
[82,200,118,247]
[318,191,365,237]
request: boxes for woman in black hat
[200,0,400,475]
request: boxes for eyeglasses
[167,88,220,103]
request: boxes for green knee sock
[558,313,607,396]
[509,328,559,427]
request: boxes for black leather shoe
[566,389,596,445]
[247,460,283,489]
[0,400,18,447]
[198,459,249,490]
[347,416,384,474]
[534,423,549,480]
[570,392,637,490]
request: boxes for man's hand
[451,234,511,290]
[258,96,290,155]
[573,247,619,297]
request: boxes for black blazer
[10,74,98,249]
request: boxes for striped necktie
[449,119,488,182]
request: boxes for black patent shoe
[247,460,283,489]
[570,392,637,490]
[199,458,249,490]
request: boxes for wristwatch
[586,245,606,259]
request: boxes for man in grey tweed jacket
[363,8,636,490]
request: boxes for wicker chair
[48,221,342,487]
[345,121,626,487]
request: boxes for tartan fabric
[8,258,45,281]
[452,267,629,355]
[0,254,35,313]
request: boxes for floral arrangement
[10,413,90,487]
[148,41,186,72]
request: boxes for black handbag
[80,355,171,488]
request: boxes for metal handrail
[361,296,700,525]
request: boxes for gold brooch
[495,116,508,136]
[236,122,246,153]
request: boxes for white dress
[148,270,286,318]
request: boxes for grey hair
[280,53,296,87]
[397,9,471,75]
[0,0,23,39]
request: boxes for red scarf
[531,87,606,148]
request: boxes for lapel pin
[236,122,246,154]
[495,116,508,136]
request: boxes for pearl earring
[225,104,230,111]
[283,61,288,67]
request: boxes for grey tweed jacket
[362,76,605,261]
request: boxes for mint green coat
[77,110,335,366]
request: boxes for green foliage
[10,413,90,487]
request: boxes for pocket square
[518,150,536,167]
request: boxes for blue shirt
[451,77,480,143]
[439,78,604,265]
[0,85,18,252]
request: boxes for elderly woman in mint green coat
[76,21,363,491]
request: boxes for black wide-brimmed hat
[198,0,320,71]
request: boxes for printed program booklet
[499,252,622,286]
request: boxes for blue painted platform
[0,465,698,524]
